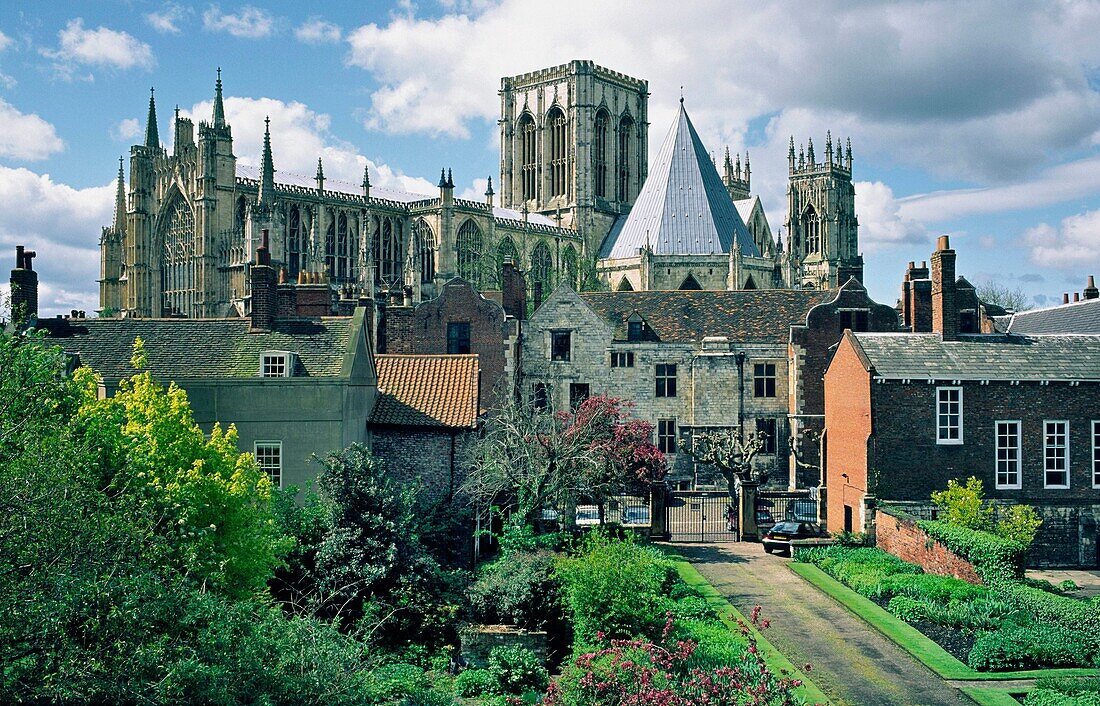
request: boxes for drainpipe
[735,351,746,429]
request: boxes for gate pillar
[739,481,761,542]
[650,482,669,541]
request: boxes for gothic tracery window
[593,110,609,199]
[337,212,349,280]
[414,218,435,284]
[519,113,537,202]
[530,241,553,306]
[617,115,634,202]
[457,219,484,288]
[325,209,336,277]
[287,205,303,276]
[802,205,821,255]
[561,245,578,289]
[161,196,195,316]
[548,107,567,198]
[495,236,518,288]
[379,217,403,284]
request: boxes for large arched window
[518,113,537,201]
[617,115,634,202]
[379,218,402,284]
[457,219,484,288]
[371,215,381,283]
[802,205,820,255]
[593,110,610,199]
[235,196,247,232]
[161,196,195,316]
[336,212,349,280]
[324,209,336,277]
[547,106,567,198]
[530,241,553,306]
[495,236,518,288]
[413,219,435,284]
[287,205,303,276]
[561,244,578,289]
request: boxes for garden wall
[460,625,548,668]
[875,509,982,584]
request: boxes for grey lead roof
[599,102,758,259]
[851,333,1100,381]
[1005,298,1100,334]
[47,317,357,380]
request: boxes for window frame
[657,418,677,454]
[655,363,678,398]
[753,362,777,398]
[756,417,778,454]
[1093,420,1100,489]
[550,330,571,362]
[532,382,549,411]
[935,386,964,445]
[994,419,1022,490]
[569,382,590,411]
[1043,419,1070,489]
[611,350,635,368]
[260,352,288,378]
[446,321,471,355]
[254,440,283,488]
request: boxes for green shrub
[671,594,717,624]
[888,595,928,622]
[997,504,1043,546]
[487,645,549,695]
[968,621,1095,671]
[668,582,703,601]
[401,690,456,706]
[454,668,497,697]
[468,549,561,629]
[555,532,676,640]
[918,520,1026,581]
[931,476,993,530]
[1060,580,1080,593]
[833,530,869,547]
[1025,678,1100,706]
[365,663,429,702]
[989,580,1100,654]
[882,572,986,603]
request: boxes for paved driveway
[676,542,974,706]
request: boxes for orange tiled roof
[371,354,480,429]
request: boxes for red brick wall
[875,509,982,584]
[823,335,873,533]
[370,426,472,506]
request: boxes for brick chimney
[1084,275,1098,300]
[10,245,38,324]
[250,230,276,331]
[931,235,957,341]
[501,259,527,320]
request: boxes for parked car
[784,500,818,523]
[762,521,826,555]
[575,505,601,526]
[621,505,651,526]
[755,506,774,528]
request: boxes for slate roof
[371,354,480,429]
[599,102,758,259]
[47,317,356,380]
[733,197,757,226]
[237,164,430,204]
[1005,298,1100,334]
[581,290,833,343]
[850,332,1100,381]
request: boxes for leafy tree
[977,280,1031,312]
[931,477,993,531]
[682,426,768,499]
[996,505,1043,547]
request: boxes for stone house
[823,239,1100,567]
[369,354,481,506]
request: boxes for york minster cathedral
[99,60,863,318]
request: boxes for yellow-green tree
[75,364,290,598]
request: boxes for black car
[762,521,826,555]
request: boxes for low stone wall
[460,624,548,668]
[875,509,982,584]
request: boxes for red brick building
[824,237,1100,567]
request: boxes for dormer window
[627,312,648,342]
[260,351,295,377]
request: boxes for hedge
[917,520,1026,582]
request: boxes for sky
[0,0,1099,316]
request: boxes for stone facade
[369,427,475,506]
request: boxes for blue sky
[1,0,1099,315]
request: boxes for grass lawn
[790,562,1100,682]
[959,686,1030,706]
[670,559,832,706]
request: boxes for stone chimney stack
[931,235,958,341]
[10,245,38,323]
[1083,275,1098,300]
[1062,293,1070,305]
[501,259,527,320]
[902,260,931,332]
[250,230,276,331]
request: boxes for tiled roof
[47,317,356,380]
[372,354,479,429]
[599,102,757,260]
[581,289,834,343]
[1005,298,1100,334]
[850,332,1100,381]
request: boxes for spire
[845,137,853,169]
[806,137,815,166]
[734,152,741,180]
[438,168,447,188]
[113,157,126,230]
[788,136,796,170]
[315,157,324,192]
[144,87,159,149]
[723,146,733,181]
[258,116,275,207]
[212,67,226,128]
[485,175,495,203]
[446,168,454,189]
[361,163,371,197]
[744,151,750,187]
[825,130,833,163]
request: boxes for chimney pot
[1074,292,1080,302]
[937,235,951,251]
[1084,275,1098,300]
[1063,293,1070,304]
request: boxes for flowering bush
[545,613,806,706]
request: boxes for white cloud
[1025,209,1100,269]
[0,166,113,316]
[0,30,13,52]
[203,5,276,39]
[43,18,155,79]
[853,181,927,253]
[181,95,435,194]
[146,3,189,34]
[0,99,64,161]
[295,17,341,44]
[110,118,141,142]
[344,0,1100,185]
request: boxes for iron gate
[666,491,738,542]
